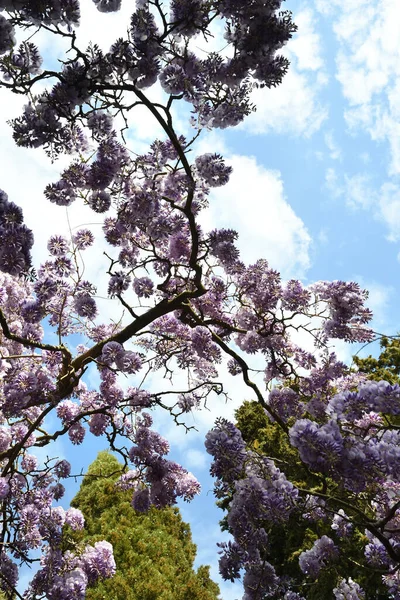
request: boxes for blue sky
[2,0,400,597]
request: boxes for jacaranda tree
[0,1,397,599]
[69,451,220,600]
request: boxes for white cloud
[379,183,400,241]
[344,173,375,210]
[241,6,328,137]
[185,448,209,471]
[324,131,342,161]
[355,278,393,329]
[318,0,400,175]
[324,167,343,198]
[289,8,325,72]
[324,165,400,241]
[244,69,328,137]
[203,154,312,278]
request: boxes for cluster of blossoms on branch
[0,0,395,599]
[206,373,400,597]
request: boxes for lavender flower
[333,578,365,599]
[81,540,116,582]
[133,276,154,298]
[0,427,12,453]
[108,271,131,297]
[195,153,232,187]
[73,229,94,250]
[65,507,85,531]
[101,341,124,365]
[0,15,15,55]
[88,190,111,213]
[0,477,10,499]
[299,536,338,578]
[54,460,71,479]
[47,235,69,256]
[74,294,97,319]
[115,350,142,373]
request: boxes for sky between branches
[1,0,400,597]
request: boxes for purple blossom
[54,460,71,479]
[364,537,390,568]
[268,387,302,422]
[177,393,201,412]
[115,470,139,491]
[51,568,88,600]
[159,63,186,95]
[73,229,94,250]
[65,507,85,531]
[195,153,232,187]
[45,180,76,206]
[299,536,338,578]
[0,554,18,594]
[108,271,131,297]
[57,400,80,425]
[93,0,121,12]
[21,453,38,472]
[101,341,124,365]
[170,0,209,36]
[0,477,10,499]
[51,483,65,500]
[331,509,353,538]
[289,419,343,474]
[0,427,12,453]
[0,15,15,55]
[74,294,97,319]
[115,350,142,373]
[47,235,69,256]
[87,110,114,139]
[133,276,154,298]
[243,561,279,600]
[21,300,46,323]
[9,41,42,77]
[53,256,73,277]
[87,190,111,213]
[205,419,246,487]
[282,279,311,311]
[128,388,153,408]
[131,488,151,512]
[68,422,86,445]
[89,413,110,436]
[217,540,245,582]
[333,578,365,599]
[209,228,240,270]
[81,540,116,582]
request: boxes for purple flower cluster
[0,189,34,276]
[328,380,400,421]
[207,419,298,595]
[205,419,246,489]
[312,280,373,343]
[0,14,16,55]
[333,578,365,600]
[129,413,201,509]
[289,418,343,474]
[195,153,233,187]
[298,535,338,578]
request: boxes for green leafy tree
[69,452,220,600]
[354,336,400,384]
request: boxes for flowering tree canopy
[0,0,396,598]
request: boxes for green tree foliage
[354,336,400,384]
[232,401,388,600]
[69,452,220,600]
